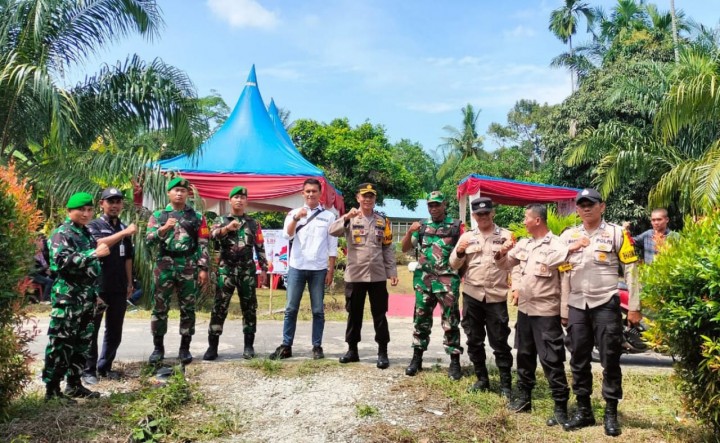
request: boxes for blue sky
[71,0,720,157]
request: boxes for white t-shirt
[283,205,338,271]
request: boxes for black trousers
[567,295,623,400]
[460,294,513,369]
[515,311,569,401]
[85,291,127,375]
[344,282,390,346]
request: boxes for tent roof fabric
[268,98,295,149]
[157,66,322,176]
[457,174,581,206]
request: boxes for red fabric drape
[178,172,345,213]
[457,175,579,206]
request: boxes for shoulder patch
[618,229,638,264]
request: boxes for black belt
[161,249,195,258]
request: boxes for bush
[0,163,43,415]
[641,213,720,433]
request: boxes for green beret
[229,186,248,198]
[167,176,190,192]
[66,192,94,209]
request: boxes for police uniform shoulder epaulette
[374,210,387,218]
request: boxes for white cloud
[504,25,536,38]
[207,0,279,29]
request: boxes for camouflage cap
[66,192,94,209]
[229,186,248,198]
[426,190,445,203]
[167,176,190,192]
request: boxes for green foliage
[355,403,379,418]
[290,118,423,210]
[508,208,580,239]
[641,213,720,432]
[246,358,283,376]
[248,211,285,229]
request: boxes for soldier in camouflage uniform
[145,177,209,365]
[400,191,464,379]
[203,186,268,361]
[42,192,110,402]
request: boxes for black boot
[448,354,462,381]
[377,344,389,369]
[547,400,569,426]
[499,367,513,399]
[203,335,219,361]
[339,343,360,363]
[149,335,165,365]
[603,399,622,437]
[178,335,193,365]
[468,362,490,392]
[405,348,423,376]
[507,389,532,413]
[64,381,100,399]
[563,396,596,432]
[44,381,76,403]
[243,334,256,360]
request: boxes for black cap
[357,183,377,195]
[575,188,603,204]
[471,197,493,213]
[100,187,124,200]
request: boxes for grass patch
[356,403,380,418]
[246,357,284,376]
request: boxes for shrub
[0,163,43,415]
[641,213,720,432]
[508,207,579,239]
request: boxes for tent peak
[246,64,257,86]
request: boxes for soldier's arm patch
[199,217,210,239]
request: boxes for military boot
[405,348,423,376]
[44,381,76,404]
[178,335,193,365]
[507,389,532,413]
[64,382,100,399]
[203,335,219,361]
[499,367,513,399]
[563,396,596,432]
[448,354,462,381]
[547,400,569,426]
[377,343,389,369]
[243,334,256,359]
[149,336,165,365]
[468,362,490,392]
[339,343,360,363]
[603,399,622,437]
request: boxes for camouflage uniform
[42,218,101,385]
[146,204,209,337]
[209,214,268,336]
[411,216,464,354]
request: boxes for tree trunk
[569,36,576,92]
[670,0,680,63]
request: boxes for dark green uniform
[42,218,101,385]
[209,214,268,336]
[411,216,463,354]
[145,204,209,337]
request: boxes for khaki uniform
[495,232,570,401]
[329,212,396,346]
[559,221,639,401]
[449,225,513,369]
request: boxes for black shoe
[405,348,423,376]
[499,367,513,399]
[339,346,359,364]
[269,345,292,360]
[376,348,389,369]
[203,335,219,361]
[243,334,256,360]
[563,397,596,432]
[547,401,569,426]
[149,336,165,365]
[45,383,77,404]
[81,373,98,385]
[64,384,100,399]
[448,354,461,381]
[507,391,532,413]
[604,400,622,436]
[178,335,193,364]
[98,370,121,380]
[312,346,325,360]
[468,378,490,392]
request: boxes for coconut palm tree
[548,0,595,91]
[436,104,486,183]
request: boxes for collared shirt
[449,224,513,303]
[560,221,639,317]
[496,232,568,316]
[87,214,134,292]
[632,228,675,264]
[329,211,396,282]
[283,205,338,271]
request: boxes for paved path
[26,316,673,372]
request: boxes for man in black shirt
[83,187,137,384]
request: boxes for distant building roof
[376,199,429,220]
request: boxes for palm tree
[0,0,203,207]
[670,0,680,62]
[436,104,485,183]
[548,0,595,91]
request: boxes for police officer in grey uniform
[560,188,640,437]
[329,183,398,368]
[495,203,570,424]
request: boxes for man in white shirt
[269,179,338,360]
